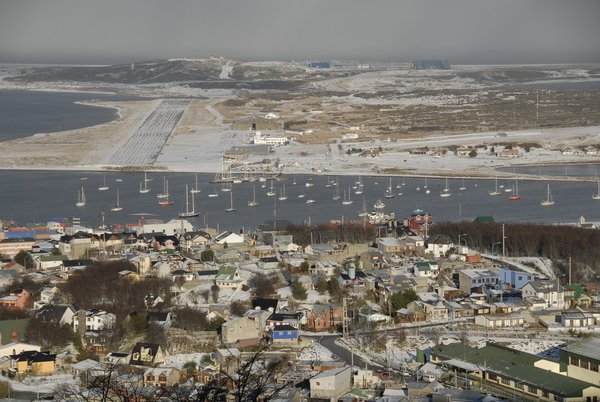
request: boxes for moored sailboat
[179,185,200,217]
[111,189,123,212]
[540,183,555,207]
[76,186,86,207]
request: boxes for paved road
[305,335,384,371]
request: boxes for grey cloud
[0,0,599,64]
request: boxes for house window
[581,359,589,370]
[570,356,579,366]
[488,373,498,381]
[590,362,598,372]
[527,386,537,394]
[542,390,549,398]
[517,276,522,281]
[515,382,524,390]
[501,377,510,385]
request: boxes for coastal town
[0,207,599,401]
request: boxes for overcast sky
[1,0,599,65]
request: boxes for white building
[251,131,288,146]
[309,366,352,402]
[521,280,566,309]
[140,219,194,236]
[73,309,116,332]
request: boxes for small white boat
[178,184,199,217]
[278,183,288,201]
[98,175,109,191]
[225,191,236,212]
[157,177,169,198]
[190,174,201,194]
[459,179,467,191]
[374,199,385,209]
[342,188,353,205]
[489,176,501,196]
[75,186,86,207]
[440,178,452,198]
[305,199,316,204]
[111,189,123,212]
[266,180,276,197]
[541,183,555,207]
[139,173,150,194]
[248,186,258,207]
[593,180,600,200]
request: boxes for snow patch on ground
[298,342,336,361]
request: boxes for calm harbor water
[0,170,599,231]
[0,90,139,142]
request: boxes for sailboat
[509,180,521,200]
[358,198,368,217]
[158,179,175,206]
[540,183,555,206]
[248,186,258,207]
[225,191,236,212]
[440,178,452,198]
[342,188,353,205]
[75,186,86,207]
[459,179,467,191]
[278,183,288,201]
[190,174,201,194]
[298,187,306,199]
[332,181,341,201]
[208,187,219,198]
[157,177,169,199]
[266,179,276,197]
[384,178,395,199]
[593,180,600,200]
[111,189,123,212]
[354,176,363,195]
[179,185,200,217]
[489,176,501,196]
[423,177,428,189]
[139,173,150,194]
[221,182,232,192]
[98,175,109,191]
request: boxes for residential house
[267,313,303,329]
[413,261,438,278]
[144,367,181,387]
[221,316,261,347]
[130,342,165,367]
[140,219,194,236]
[474,313,525,328]
[0,237,35,257]
[458,269,499,294]
[10,350,56,375]
[36,254,67,271]
[36,304,76,326]
[0,289,33,311]
[146,311,172,329]
[258,256,279,270]
[309,366,352,402]
[0,270,20,288]
[253,245,276,258]
[149,235,179,251]
[215,265,242,288]
[499,267,536,289]
[251,298,279,312]
[521,280,565,309]
[564,284,594,308]
[180,231,211,251]
[377,237,415,255]
[73,309,116,334]
[271,325,299,344]
[243,309,272,332]
[106,352,131,365]
[559,311,595,328]
[304,304,343,332]
[213,231,245,245]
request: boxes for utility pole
[342,297,349,340]
[502,224,506,258]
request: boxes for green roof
[565,284,586,299]
[431,342,599,397]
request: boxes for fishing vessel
[178,185,200,217]
[540,183,555,206]
[75,186,86,207]
[111,189,123,212]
